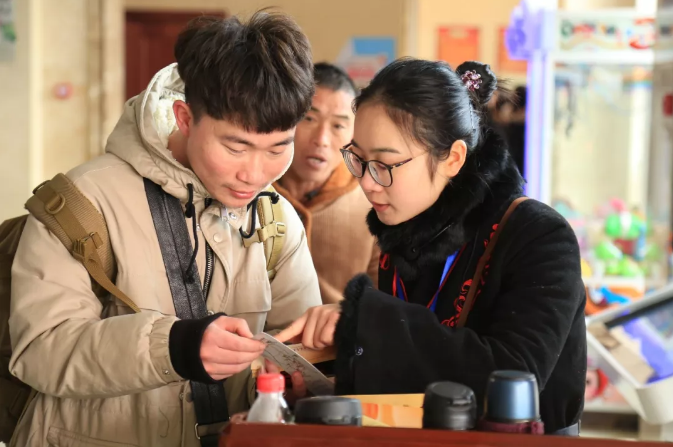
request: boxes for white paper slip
[253,332,335,396]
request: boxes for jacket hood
[105,63,293,206]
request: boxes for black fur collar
[367,129,524,281]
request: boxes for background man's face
[289,86,355,186]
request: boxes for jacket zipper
[202,197,214,303]
[203,242,214,300]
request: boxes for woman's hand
[263,359,308,406]
[275,304,341,349]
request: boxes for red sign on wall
[664,93,673,117]
[437,26,480,69]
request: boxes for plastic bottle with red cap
[247,373,291,423]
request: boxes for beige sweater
[275,164,379,304]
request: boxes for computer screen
[607,298,673,384]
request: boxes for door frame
[124,9,226,99]
[91,7,226,158]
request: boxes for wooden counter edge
[220,422,667,447]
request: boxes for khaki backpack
[0,173,285,442]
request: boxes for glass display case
[551,62,670,304]
[508,1,673,431]
[507,1,673,308]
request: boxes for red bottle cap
[257,373,285,393]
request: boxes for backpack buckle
[72,232,103,263]
[242,221,286,248]
[44,193,66,215]
[32,180,50,195]
[256,221,286,243]
[274,222,286,237]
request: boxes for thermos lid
[294,396,362,426]
[484,370,540,423]
[423,381,477,430]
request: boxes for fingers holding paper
[200,316,266,381]
[275,304,341,349]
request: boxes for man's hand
[200,316,266,381]
[275,304,341,349]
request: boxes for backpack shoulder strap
[242,187,286,280]
[24,174,140,313]
[456,197,530,328]
[143,178,230,442]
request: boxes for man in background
[490,86,527,175]
[275,63,379,303]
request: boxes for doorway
[125,10,226,99]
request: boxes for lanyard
[392,247,463,312]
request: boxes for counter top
[220,423,666,447]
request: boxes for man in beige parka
[8,12,321,447]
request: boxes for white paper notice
[254,332,334,396]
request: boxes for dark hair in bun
[455,61,499,106]
[354,57,511,172]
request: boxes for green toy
[595,241,623,261]
[604,212,645,240]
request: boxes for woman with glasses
[277,59,586,435]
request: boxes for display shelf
[582,276,666,291]
[584,398,637,415]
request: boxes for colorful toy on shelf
[603,199,647,261]
[585,286,632,313]
[585,367,630,407]
[591,198,650,279]
[585,284,644,315]
[594,240,623,262]
[598,287,631,306]
[585,367,609,402]
[582,198,660,316]
[585,288,608,315]
[580,258,592,277]
[594,240,644,277]
[616,257,643,278]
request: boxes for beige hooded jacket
[8,64,321,447]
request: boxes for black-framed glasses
[340,144,413,187]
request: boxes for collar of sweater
[276,162,359,212]
[367,129,524,282]
[275,162,360,248]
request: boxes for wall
[125,0,408,62]
[0,0,33,221]
[101,0,125,150]
[40,0,90,180]
[0,0,124,222]
[38,0,122,177]
[416,0,526,84]
[561,0,637,7]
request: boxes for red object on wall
[53,83,73,100]
[664,93,673,117]
[437,26,480,69]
